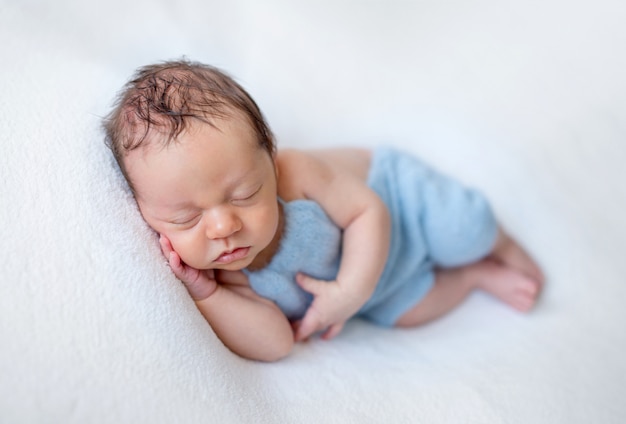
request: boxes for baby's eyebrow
[166,201,197,210]
[224,168,260,192]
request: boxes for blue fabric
[244,147,498,326]
[244,200,342,320]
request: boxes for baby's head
[103,60,281,271]
[103,59,275,194]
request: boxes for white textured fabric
[2,0,625,422]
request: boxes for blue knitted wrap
[244,147,498,326]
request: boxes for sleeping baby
[103,59,544,361]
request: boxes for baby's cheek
[250,203,278,238]
[169,232,209,269]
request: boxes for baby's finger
[171,254,198,283]
[159,234,173,256]
[294,311,322,342]
[321,322,344,341]
[290,320,310,342]
[168,251,185,276]
[296,273,324,296]
[168,253,206,296]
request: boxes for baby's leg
[395,230,543,328]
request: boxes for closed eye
[232,185,262,205]
[169,214,201,227]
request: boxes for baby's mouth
[213,247,250,265]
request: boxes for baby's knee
[422,182,499,267]
[426,218,499,268]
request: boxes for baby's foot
[472,260,542,312]
[492,229,545,284]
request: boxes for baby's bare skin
[276,148,371,201]
[306,148,372,181]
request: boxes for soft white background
[1,0,625,422]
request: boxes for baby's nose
[206,208,242,239]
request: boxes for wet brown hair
[102,59,275,192]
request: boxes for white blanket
[2,0,625,422]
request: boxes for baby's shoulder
[275,149,309,201]
[275,147,372,200]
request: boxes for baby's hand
[159,235,217,301]
[293,273,365,342]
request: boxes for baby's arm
[277,149,391,341]
[160,236,294,362]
